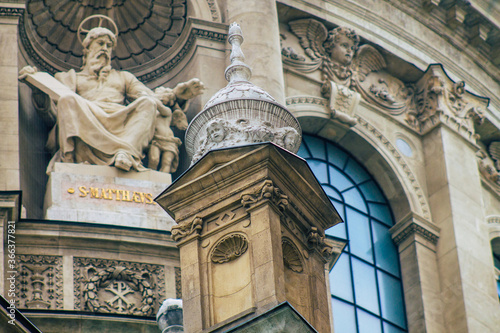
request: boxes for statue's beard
[87,52,111,79]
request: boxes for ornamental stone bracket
[477,143,500,198]
[240,179,289,212]
[406,64,488,144]
[171,216,203,242]
[73,258,165,317]
[15,255,63,310]
[390,212,440,250]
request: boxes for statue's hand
[173,78,205,101]
[19,66,38,80]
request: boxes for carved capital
[408,65,487,142]
[171,216,203,242]
[390,213,440,248]
[241,180,289,212]
[306,227,334,261]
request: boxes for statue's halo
[77,15,119,47]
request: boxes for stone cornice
[390,212,440,247]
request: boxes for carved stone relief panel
[281,18,489,142]
[205,205,248,233]
[15,255,63,310]
[73,258,165,316]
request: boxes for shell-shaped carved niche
[211,234,248,264]
[282,238,304,273]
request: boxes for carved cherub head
[206,119,227,144]
[323,27,360,66]
[276,127,299,151]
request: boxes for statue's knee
[58,94,79,107]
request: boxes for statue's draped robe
[48,69,157,171]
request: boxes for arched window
[298,135,407,333]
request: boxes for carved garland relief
[73,258,165,316]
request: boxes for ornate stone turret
[185,23,301,164]
[156,23,343,333]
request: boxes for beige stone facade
[1,0,500,332]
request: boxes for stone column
[0,4,24,190]
[223,0,285,104]
[156,144,342,333]
[391,213,445,333]
[416,66,500,332]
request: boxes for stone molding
[0,5,23,17]
[73,258,165,316]
[16,255,63,310]
[210,233,249,264]
[487,215,500,241]
[356,116,431,219]
[241,179,289,212]
[390,213,440,247]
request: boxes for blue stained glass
[372,221,400,276]
[346,208,373,262]
[384,322,406,333]
[327,143,348,169]
[344,158,371,184]
[332,299,357,333]
[343,188,368,213]
[330,254,353,302]
[304,136,326,160]
[368,202,393,226]
[323,185,342,201]
[359,181,385,203]
[308,160,328,183]
[352,258,379,314]
[357,308,382,333]
[297,142,311,158]
[329,166,354,191]
[378,271,406,328]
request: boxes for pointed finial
[224,22,252,83]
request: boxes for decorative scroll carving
[241,180,289,211]
[74,258,165,316]
[171,216,203,242]
[282,238,304,273]
[16,255,63,310]
[477,143,500,195]
[306,227,334,261]
[211,234,248,264]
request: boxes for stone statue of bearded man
[20,23,203,173]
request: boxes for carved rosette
[241,180,289,212]
[171,216,203,242]
[211,234,248,264]
[74,258,165,316]
[282,238,304,273]
[16,255,63,310]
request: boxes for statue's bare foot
[115,153,132,171]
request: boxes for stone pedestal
[156,143,343,333]
[44,163,175,230]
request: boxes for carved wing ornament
[283,19,489,140]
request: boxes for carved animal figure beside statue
[19,15,204,174]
